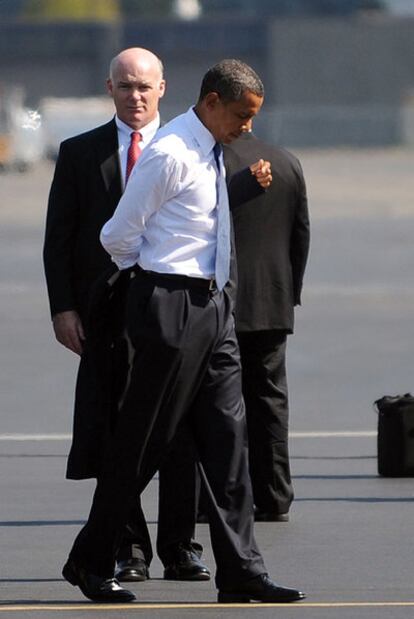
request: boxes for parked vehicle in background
[39,96,113,160]
[0,84,44,172]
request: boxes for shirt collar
[115,113,161,141]
[184,107,217,157]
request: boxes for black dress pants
[69,272,266,588]
[157,425,201,565]
[237,330,294,515]
[118,425,200,566]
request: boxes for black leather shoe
[218,573,306,603]
[163,543,210,581]
[62,558,136,603]
[254,510,289,522]
[115,558,149,582]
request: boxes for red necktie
[125,131,142,184]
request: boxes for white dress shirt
[115,114,160,190]
[101,107,229,279]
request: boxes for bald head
[107,47,166,131]
[109,47,164,82]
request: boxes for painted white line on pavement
[0,433,72,441]
[1,601,414,611]
[291,431,376,438]
[304,285,414,298]
[0,431,376,441]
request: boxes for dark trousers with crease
[69,271,266,588]
[237,330,294,515]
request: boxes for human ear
[204,92,220,110]
[158,80,166,98]
[106,78,114,97]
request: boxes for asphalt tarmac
[1,149,413,618]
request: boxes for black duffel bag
[375,393,414,477]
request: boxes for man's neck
[193,104,212,137]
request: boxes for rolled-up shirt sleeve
[100,148,180,269]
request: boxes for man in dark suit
[224,128,310,521]
[43,47,209,583]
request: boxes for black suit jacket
[43,118,126,479]
[43,118,122,323]
[224,132,310,333]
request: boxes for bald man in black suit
[43,47,209,583]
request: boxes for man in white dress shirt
[62,59,306,605]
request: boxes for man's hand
[52,310,85,355]
[250,159,272,189]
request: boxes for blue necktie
[213,142,221,171]
[213,143,230,290]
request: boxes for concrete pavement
[1,150,413,617]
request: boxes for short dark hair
[198,59,264,103]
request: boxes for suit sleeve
[290,160,310,306]
[43,141,80,318]
[227,167,265,210]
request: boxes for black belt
[132,266,217,292]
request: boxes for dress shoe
[218,573,305,603]
[254,509,289,522]
[163,543,210,581]
[62,558,136,603]
[115,558,149,582]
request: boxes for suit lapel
[96,119,122,212]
